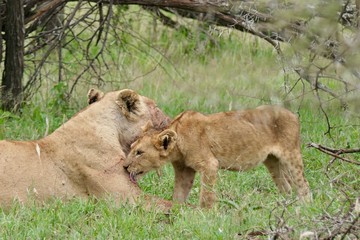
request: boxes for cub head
[124,129,177,184]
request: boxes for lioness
[124,105,311,208]
[0,89,171,209]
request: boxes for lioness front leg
[172,161,196,203]
[199,160,219,208]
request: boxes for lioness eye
[135,150,143,156]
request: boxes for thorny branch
[242,182,359,239]
[307,140,360,239]
[307,143,360,166]
[241,141,359,239]
[313,197,360,239]
[1,1,359,105]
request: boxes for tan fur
[0,89,171,209]
[125,105,311,208]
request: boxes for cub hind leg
[272,150,312,202]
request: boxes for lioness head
[87,88,170,129]
[86,88,171,155]
[124,128,177,183]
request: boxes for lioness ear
[156,129,177,156]
[87,88,104,104]
[116,89,145,120]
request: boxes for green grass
[1,6,360,239]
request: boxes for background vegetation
[0,1,359,239]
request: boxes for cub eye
[135,150,144,156]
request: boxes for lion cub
[124,105,311,208]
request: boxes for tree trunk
[1,0,24,111]
[0,0,3,64]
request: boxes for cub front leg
[199,159,219,208]
[172,161,196,203]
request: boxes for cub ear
[87,88,104,104]
[116,89,144,120]
[156,129,177,156]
